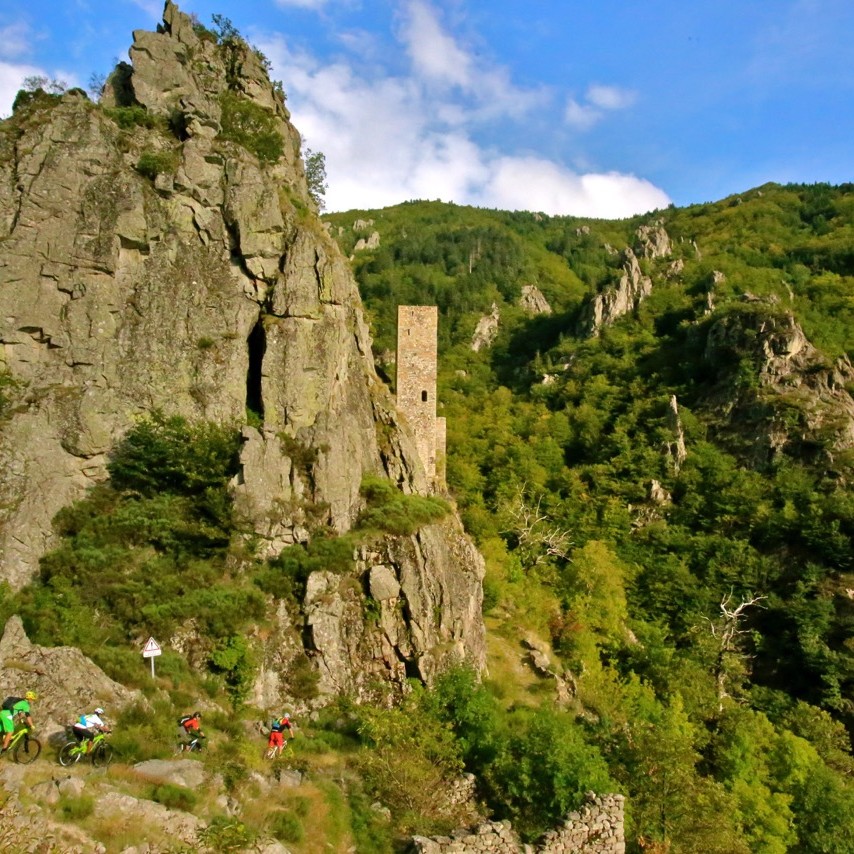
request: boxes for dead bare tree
[501,484,573,568]
[700,590,767,711]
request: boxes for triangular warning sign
[143,637,161,654]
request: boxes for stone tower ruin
[396,306,446,488]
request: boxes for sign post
[142,637,162,679]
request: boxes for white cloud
[274,0,329,8]
[254,5,669,219]
[564,98,601,130]
[587,84,636,111]
[476,156,670,219]
[396,0,546,121]
[398,0,473,89]
[565,84,637,129]
[0,61,82,118]
[0,60,42,118]
[0,22,34,60]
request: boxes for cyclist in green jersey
[1,691,37,752]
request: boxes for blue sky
[1,0,852,218]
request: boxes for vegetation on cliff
[324,182,854,851]
[1,5,852,848]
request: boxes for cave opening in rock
[246,319,266,422]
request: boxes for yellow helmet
[25,691,37,701]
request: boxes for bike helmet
[194,711,201,718]
[25,691,37,701]
[94,707,105,715]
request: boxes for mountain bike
[2,725,41,764]
[264,738,291,760]
[58,730,113,767]
[176,734,205,754]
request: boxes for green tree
[304,145,328,210]
[485,707,613,839]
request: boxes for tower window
[422,390,428,402]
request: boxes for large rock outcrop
[700,307,854,464]
[0,616,140,735]
[578,247,652,337]
[0,2,485,695]
[577,222,671,338]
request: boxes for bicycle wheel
[58,741,81,767]
[91,742,114,767]
[12,734,41,764]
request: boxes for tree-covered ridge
[324,182,854,851]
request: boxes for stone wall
[539,794,625,853]
[409,793,625,854]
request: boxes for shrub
[208,635,256,705]
[268,811,304,844]
[357,475,451,535]
[108,412,240,499]
[104,106,159,130]
[136,150,178,180]
[136,151,178,181]
[197,816,256,852]
[485,707,615,839]
[58,794,95,821]
[218,92,283,163]
[354,687,467,835]
[286,654,320,701]
[347,784,395,853]
[151,783,197,812]
[0,371,23,421]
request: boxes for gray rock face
[0,0,405,580]
[666,395,687,472]
[471,303,500,352]
[576,222,670,338]
[578,247,652,337]
[0,2,485,700]
[0,616,140,739]
[302,517,485,702]
[519,284,552,315]
[702,310,854,462]
[354,231,381,252]
[95,790,203,846]
[635,221,671,259]
[132,758,209,789]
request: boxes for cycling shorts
[0,710,14,734]
[72,725,97,742]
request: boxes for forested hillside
[325,183,854,852]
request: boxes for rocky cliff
[0,616,140,737]
[0,1,484,696]
[699,304,854,466]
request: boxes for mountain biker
[72,707,110,752]
[0,691,37,752]
[177,711,206,751]
[267,712,294,754]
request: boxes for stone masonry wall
[397,305,442,485]
[539,794,625,853]
[409,794,625,854]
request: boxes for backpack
[178,715,193,728]
[2,696,23,712]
